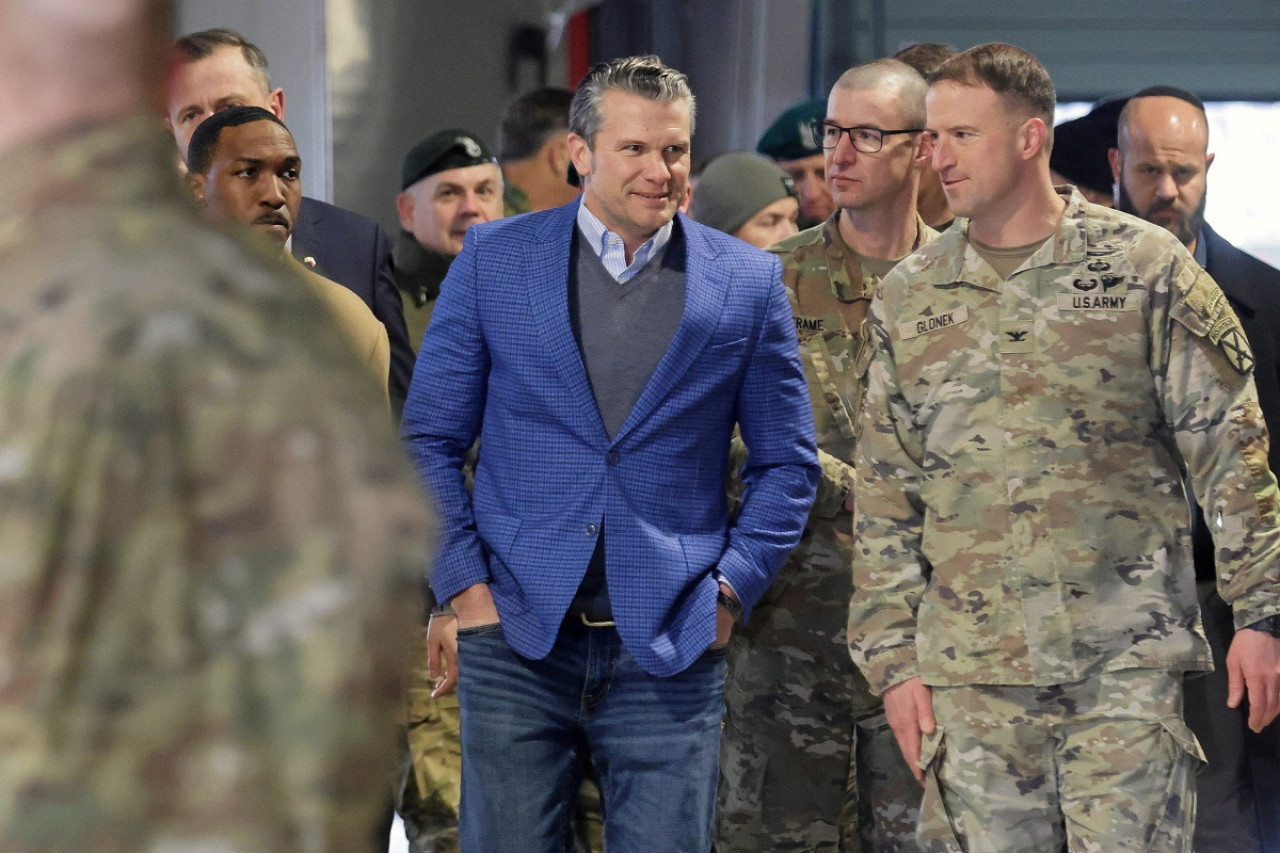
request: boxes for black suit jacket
[1192,223,1280,580]
[292,196,414,414]
[1203,223,1280,473]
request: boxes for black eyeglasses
[809,120,924,154]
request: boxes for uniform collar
[935,186,1089,292]
[393,230,454,307]
[822,209,938,301]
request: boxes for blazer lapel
[614,216,728,441]
[526,201,606,436]
[290,196,326,269]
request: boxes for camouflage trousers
[716,518,923,852]
[398,676,462,853]
[396,636,604,853]
[920,668,1205,853]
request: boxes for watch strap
[717,589,744,623]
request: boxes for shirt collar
[1194,228,1208,267]
[576,201,674,283]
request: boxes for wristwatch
[717,589,743,623]
[1245,614,1280,638]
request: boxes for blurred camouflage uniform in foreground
[853,188,1280,850]
[0,118,435,852]
[717,214,932,852]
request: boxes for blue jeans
[455,618,727,852]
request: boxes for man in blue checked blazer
[402,55,819,852]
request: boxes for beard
[1116,181,1207,249]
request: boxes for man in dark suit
[402,56,819,852]
[1113,85,1280,853]
[166,28,413,413]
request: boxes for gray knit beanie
[693,152,797,236]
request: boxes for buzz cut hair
[931,42,1056,130]
[174,28,272,92]
[186,105,290,176]
[498,87,575,162]
[568,55,696,147]
[833,58,929,128]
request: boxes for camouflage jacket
[851,188,1280,694]
[0,118,435,852]
[770,212,937,516]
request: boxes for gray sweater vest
[567,227,688,621]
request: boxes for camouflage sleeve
[1160,258,1280,627]
[727,432,846,519]
[849,288,930,695]
[812,448,855,518]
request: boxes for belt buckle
[579,612,616,628]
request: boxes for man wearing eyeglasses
[716,57,933,853]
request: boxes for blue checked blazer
[402,199,819,677]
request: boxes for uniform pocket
[1142,717,1205,853]
[918,727,966,851]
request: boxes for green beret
[756,98,826,162]
[693,153,796,237]
[401,129,496,190]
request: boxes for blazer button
[606,450,621,466]
[586,523,598,535]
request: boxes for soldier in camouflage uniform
[717,59,934,853]
[851,43,1280,852]
[0,4,434,848]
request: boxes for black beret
[401,129,497,190]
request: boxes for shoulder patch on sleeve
[1180,269,1254,375]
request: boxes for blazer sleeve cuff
[713,546,773,617]
[429,561,493,608]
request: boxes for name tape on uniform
[795,315,843,334]
[899,305,969,340]
[1056,293,1136,311]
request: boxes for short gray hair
[569,55,695,146]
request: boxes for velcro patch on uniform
[898,305,969,340]
[1056,293,1136,311]
[1001,327,1034,353]
[1183,270,1254,375]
